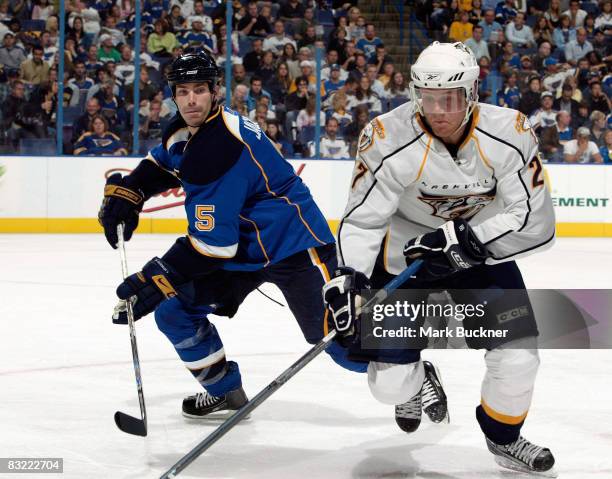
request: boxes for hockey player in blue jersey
[98,50,367,419]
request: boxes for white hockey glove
[322,267,371,345]
[403,219,488,281]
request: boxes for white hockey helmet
[409,42,480,126]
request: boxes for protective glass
[414,87,468,115]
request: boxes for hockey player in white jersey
[323,42,556,474]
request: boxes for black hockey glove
[403,219,488,281]
[115,257,194,321]
[322,267,371,346]
[98,173,144,248]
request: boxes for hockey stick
[114,223,148,437]
[159,259,423,478]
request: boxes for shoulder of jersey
[475,103,535,145]
[359,101,422,158]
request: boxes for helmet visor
[414,87,468,115]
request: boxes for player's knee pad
[367,360,424,405]
[154,297,182,335]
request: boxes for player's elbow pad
[162,237,226,280]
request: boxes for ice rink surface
[1,235,611,479]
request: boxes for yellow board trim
[1,218,611,237]
[481,398,528,425]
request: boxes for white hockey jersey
[338,102,556,277]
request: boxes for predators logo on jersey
[358,118,386,153]
[418,188,497,220]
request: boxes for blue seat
[62,107,81,127]
[317,10,335,26]
[299,126,315,144]
[581,2,599,15]
[19,138,57,155]
[22,19,46,32]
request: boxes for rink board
[0,156,611,236]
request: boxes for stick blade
[114,411,147,436]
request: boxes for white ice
[1,235,611,479]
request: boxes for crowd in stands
[0,0,609,162]
[416,0,611,163]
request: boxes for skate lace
[194,392,220,409]
[505,436,544,466]
[421,375,439,409]
[396,395,421,418]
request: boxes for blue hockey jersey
[146,106,334,272]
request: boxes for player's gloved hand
[403,218,488,281]
[98,173,144,248]
[322,267,371,346]
[115,257,194,321]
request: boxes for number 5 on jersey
[195,205,215,231]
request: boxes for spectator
[345,104,370,155]
[479,9,504,43]
[540,110,572,161]
[297,24,317,50]
[146,0,170,20]
[32,0,55,21]
[554,82,581,118]
[148,19,179,57]
[563,0,587,28]
[140,99,170,140]
[384,71,410,100]
[190,0,213,32]
[564,28,593,65]
[591,31,609,61]
[231,84,249,116]
[94,79,124,128]
[356,24,383,60]
[266,62,293,106]
[378,62,396,87]
[505,12,535,49]
[587,81,610,114]
[68,60,95,90]
[595,1,612,30]
[230,63,248,90]
[517,55,538,90]
[125,66,158,106]
[279,0,305,20]
[237,1,271,37]
[342,40,358,72]
[329,90,353,127]
[1,80,26,132]
[553,14,577,50]
[368,44,393,75]
[348,52,368,82]
[115,44,136,84]
[320,49,342,81]
[354,76,382,114]
[365,64,385,98]
[498,71,521,109]
[84,45,103,75]
[285,75,310,113]
[289,60,318,94]
[347,6,362,39]
[180,16,213,51]
[263,20,297,56]
[470,0,485,24]
[296,95,325,130]
[19,45,50,86]
[496,41,521,69]
[309,117,350,159]
[323,64,346,98]
[533,14,554,44]
[0,32,26,72]
[572,101,591,129]
[8,87,54,147]
[529,91,558,130]
[296,7,316,41]
[71,97,102,144]
[254,50,276,85]
[246,76,272,112]
[265,120,293,156]
[465,25,490,60]
[243,38,264,72]
[495,0,518,24]
[168,5,186,31]
[519,76,543,115]
[74,114,127,156]
[449,11,474,43]
[599,129,612,162]
[564,126,603,162]
[478,56,493,102]
[98,15,126,48]
[98,34,120,63]
[40,30,58,66]
[281,43,300,79]
[215,41,242,69]
[171,0,195,19]
[545,0,562,29]
[532,40,553,72]
[589,110,608,146]
[328,27,349,63]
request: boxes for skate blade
[182,409,251,421]
[494,456,558,477]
